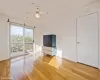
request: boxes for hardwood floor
[0,54,100,80]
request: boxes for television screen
[43,35,52,47]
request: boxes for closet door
[77,13,99,68]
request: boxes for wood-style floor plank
[0,55,100,80]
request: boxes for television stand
[42,46,56,56]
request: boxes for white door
[77,13,99,68]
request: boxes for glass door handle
[33,40,34,43]
[77,42,80,44]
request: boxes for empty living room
[0,0,100,80]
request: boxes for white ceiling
[0,0,98,24]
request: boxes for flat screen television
[43,35,52,47]
[43,35,56,47]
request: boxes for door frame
[9,22,34,59]
[76,12,99,68]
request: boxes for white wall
[41,15,77,62]
[0,14,9,61]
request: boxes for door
[10,24,34,58]
[24,28,33,53]
[10,25,24,57]
[77,13,99,68]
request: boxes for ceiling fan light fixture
[35,13,40,18]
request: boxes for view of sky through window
[11,25,23,36]
[11,25,33,37]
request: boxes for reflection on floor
[11,52,31,59]
[0,54,100,80]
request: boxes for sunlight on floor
[48,56,62,69]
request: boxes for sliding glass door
[10,24,34,58]
[25,28,33,53]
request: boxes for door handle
[33,40,34,43]
[77,42,80,44]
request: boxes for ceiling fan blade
[39,12,48,14]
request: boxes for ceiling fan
[35,7,48,18]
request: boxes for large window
[11,25,24,53]
[10,24,33,57]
